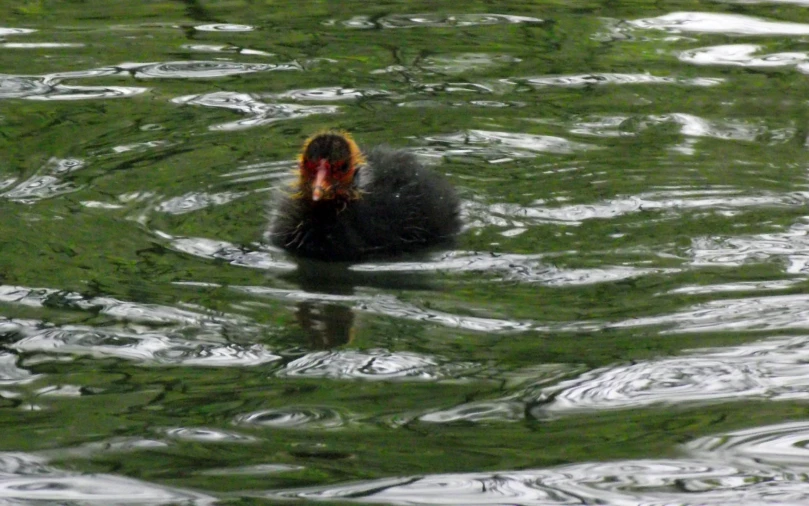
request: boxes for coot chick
[270,131,460,261]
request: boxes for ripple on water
[353,250,670,287]
[535,358,768,416]
[414,129,594,162]
[688,421,809,470]
[616,293,809,333]
[568,113,789,142]
[421,53,521,73]
[36,384,83,397]
[39,438,169,461]
[0,284,250,327]
[0,451,215,504]
[0,75,147,101]
[508,72,724,88]
[534,334,809,415]
[0,75,51,98]
[277,349,476,381]
[0,353,41,386]
[180,43,273,56]
[11,325,280,367]
[221,159,295,183]
[340,13,542,29]
[264,86,391,101]
[156,191,248,215]
[680,44,809,67]
[167,231,666,292]
[172,92,338,130]
[234,285,535,333]
[234,407,345,429]
[194,23,255,32]
[161,427,256,443]
[689,219,809,273]
[262,456,808,505]
[1,42,85,48]
[0,27,36,36]
[419,401,525,423]
[666,279,803,295]
[413,82,505,95]
[468,188,799,228]
[1,158,85,203]
[629,11,809,36]
[201,463,304,476]
[110,139,173,154]
[165,235,295,270]
[116,60,297,78]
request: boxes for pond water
[4,0,809,504]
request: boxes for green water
[3,1,809,504]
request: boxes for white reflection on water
[724,0,809,4]
[114,60,298,78]
[0,451,215,504]
[421,53,521,73]
[339,13,542,29]
[12,325,281,367]
[264,86,391,101]
[234,406,347,429]
[172,92,339,130]
[232,285,535,333]
[0,27,36,36]
[615,294,809,333]
[0,74,147,101]
[164,230,663,289]
[468,188,804,226]
[155,191,248,214]
[277,349,478,380]
[629,11,809,35]
[414,129,594,162]
[1,60,300,102]
[201,463,304,476]
[0,284,278,367]
[507,72,724,88]
[1,42,84,48]
[0,353,41,386]
[221,159,295,183]
[680,44,809,67]
[536,334,809,415]
[690,219,809,273]
[194,23,255,32]
[1,157,85,203]
[688,421,809,470]
[160,427,256,443]
[181,43,273,56]
[261,422,809,505]
[0,284,247,326]
[111,139,173,154]
[557,112,794,142]
[667,279,802,295]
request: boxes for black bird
[269,131,460,261]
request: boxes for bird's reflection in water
[295,301,355,349]
[280,256,441,350]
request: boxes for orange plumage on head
[298,129,365,167]
[292,130,365,201]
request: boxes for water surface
[3,1,809,504]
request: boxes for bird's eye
[304,160,318,172]
[332,160,347,172]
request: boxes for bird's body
[270,133,460,262]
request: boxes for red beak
[311,159,330,201]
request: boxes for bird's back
[352,146,460,253]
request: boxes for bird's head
[297,131,365,202]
